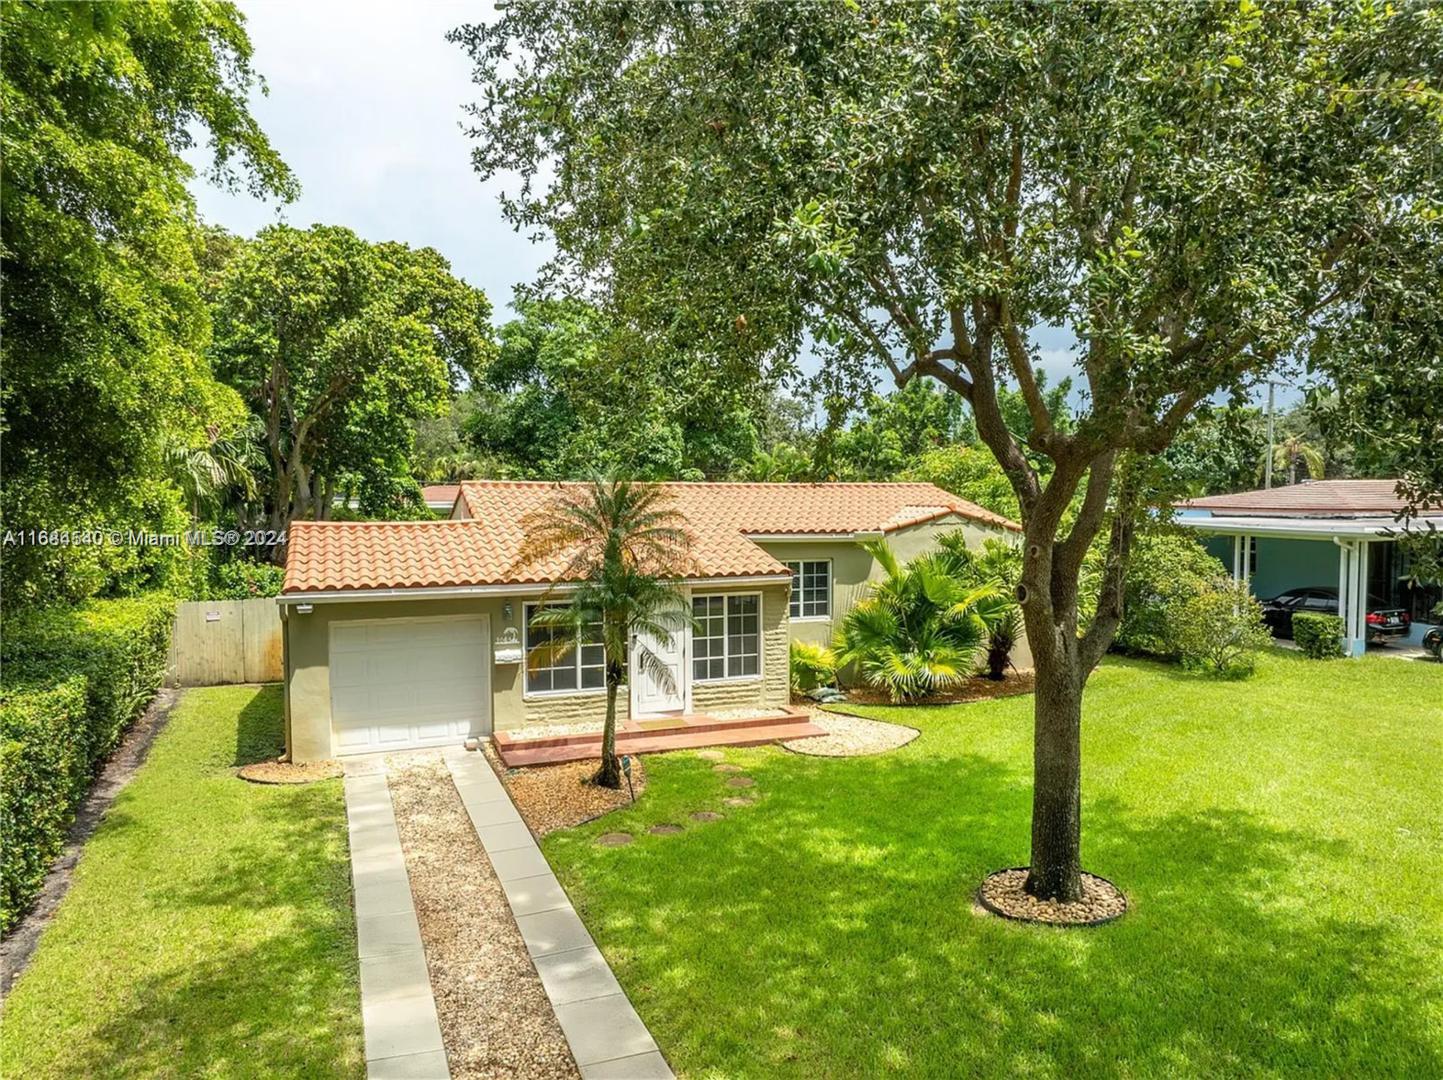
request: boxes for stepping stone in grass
[648,823,684,835]
[725,776,755,789]
[690,811,723,822]
[723,797,755,807]
[597,832,633,847]
[696,750,726,762]
[712,763,743,773]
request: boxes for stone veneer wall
[506,582,788,728]
[688,583,789,712]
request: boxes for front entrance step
[495,716,825,768]
[493,707,814,753]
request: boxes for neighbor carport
[1175,515,1398,656]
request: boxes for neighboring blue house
[1175,479,1442,656]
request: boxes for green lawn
[544,652,1443,1078]
[1,686,363,1079]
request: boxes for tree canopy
[210,224,495,531]
[456,0,1443,901]
[467,297,768,480]
[1,0,295,604]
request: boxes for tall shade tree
[210,225,494,535]
[0,0,294,604]
[513,478,696,788]
[456,1,1443,900]
[472,297,766,480]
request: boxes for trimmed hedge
[1293,612,1345,659]
[1,595,174,930]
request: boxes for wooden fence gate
[168,598,283,686]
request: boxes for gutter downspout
[278,600,292,762]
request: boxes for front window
[692,593,760,681]
[786,560,831,619]
[524,604,605,693]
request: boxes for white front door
[631,624,687,716]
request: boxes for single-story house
[1175,479,1443,656]
[279,481,1020,761]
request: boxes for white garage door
[330,615,490,756]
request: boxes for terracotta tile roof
[1181,479,1424,518]
[459,481,1019,535]
[420,484,461,509]
[284,481,1019,595]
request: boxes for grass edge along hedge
[1293,611,1346,659]
[0,595,174,930]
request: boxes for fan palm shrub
[938,532,1025,680]
[513,477,695,787]
[835,540,1000,703]
[1258,434,1325,486]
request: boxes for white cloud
[186,0,547,320]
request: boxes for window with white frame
[524,604,605,693]
[692,593,760,681]
[786,560,831,619]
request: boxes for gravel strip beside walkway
[782,710,919,757]
[388,752,579,1080]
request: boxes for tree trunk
[594,663,623,789]
[986,634,1009,680]
[1024,643,1084,902]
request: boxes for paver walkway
[343,765,449,1079]
[444,747,674,1080]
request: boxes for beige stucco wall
[752,539,873,649]
[756,513,1021,650]
[283,582,788,762]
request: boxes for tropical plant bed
[830,670,1035,707]
[976,868,1127,926]
[483,744,647,836]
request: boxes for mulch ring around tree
[237,759,342,784]
[976,867,1127,927]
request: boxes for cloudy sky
[189,0,1084,392]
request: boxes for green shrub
[0,680,88,927]
[1293,612,1345,659]
[1170,579,1273,678]
[789,640,837,693]
[938,533,1024,679]
[210,560,286,599]
[1116,533,1231,659]
[0,595,174,929]
[835,540,1000,702]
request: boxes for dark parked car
[1260,587,1410,643]
[1424,624,1443,661]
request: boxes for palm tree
[512,477,695,788]
[163,417,264,521]
[835,539,1000,703]
[1259,434,1325,486]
